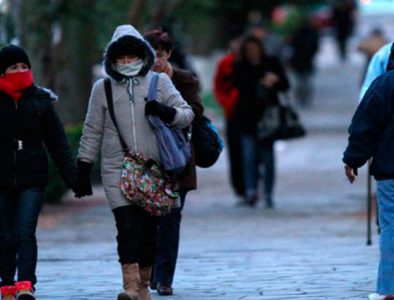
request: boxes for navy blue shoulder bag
[146,73,191,174]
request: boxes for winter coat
[172,67,203,191]
[332,1,356,38]
[232,56,290,134]
[0,85,76,189]
[289,24,319,73]
[213,53,239,119]
[343,70,394,180]
[77,25,194,209]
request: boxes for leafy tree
[12,0,97,124]
[4,0,327,125]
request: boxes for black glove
[145,100,176,124]
[73,160,93,198]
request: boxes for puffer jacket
[77,25,194,209]
[213,53,239,119]
[343,70,394,179]
[0,85,76,189]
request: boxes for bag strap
[147,72,193,139]
[104,78,129,154]
[147,73,159,102]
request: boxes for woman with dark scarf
[0,45,79,300]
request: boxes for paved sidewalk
[34,25,384,300]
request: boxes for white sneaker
[369,293,394,300]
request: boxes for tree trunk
[127,0,146,29]
[16,0,54,87]
[55,0,97,125]
[14,0,97,125]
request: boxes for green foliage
[94,0,133,50]
[202,92,222,117]
[279,2,327,38]
[171,0,326,51]
[271,7,305,38]
[44,124,101,203]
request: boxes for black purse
[258,95,306,141]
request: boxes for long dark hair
[238,35,266,64]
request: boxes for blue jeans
[294,71,313,107]
[153,191,186,286]
[377,179,394,294]
[0,187,44,287]
[241,134,275,200]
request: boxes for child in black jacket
[0,45,85,300]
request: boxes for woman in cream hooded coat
[77,25,194,300]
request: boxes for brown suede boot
[139,267,152,300]
[117,263,140,300]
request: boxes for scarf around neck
[160,62,173,78]
[114,59,144,77]
[0,70,34,101]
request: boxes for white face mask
[114,59,144,77]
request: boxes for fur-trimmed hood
[104,25,155,82]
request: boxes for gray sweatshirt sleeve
[157,73,194,129]
[77,80,106,163]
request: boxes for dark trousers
[113,205,157,268]
[153,191,186,286]
[0,187,44,287]
[294,71,313,107]
[226,118,244,196]
[335,32,350,61]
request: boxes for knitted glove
[145,100,176,124]
[73,160,93,198]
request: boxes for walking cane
[367,160,372,246]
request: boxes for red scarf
[0,70,34,101]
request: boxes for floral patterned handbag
[104,78,179,216]
[119,152,179,216]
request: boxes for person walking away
[343,68,394,300]
[288,17,319,108]
[232,35,290,208]
[331,0,357,62]
[213,33,245,199]
[0,45,82,300]
[143,29,203,296]
[76,25,193,300]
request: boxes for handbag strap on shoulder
[147,73,159,102]
[104,78,129,154]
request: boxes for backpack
[192,116,224,168]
